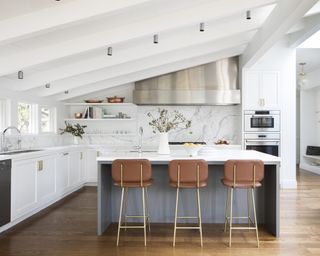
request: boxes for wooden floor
[0,169,319,256]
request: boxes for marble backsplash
[79,105,241,147]
[2,105,241,149]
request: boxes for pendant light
[18,70,24,79]
[298,63,307,86]
[45,83,51,89]
[64,90,69,94]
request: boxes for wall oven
[244,110,280,133]
[245,133,280,157]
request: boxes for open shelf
[64,103,137,107]
[64,118,136,121]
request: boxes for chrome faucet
[138,127,143,153]
[1,126,21,152]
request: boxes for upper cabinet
[243,70,280,110]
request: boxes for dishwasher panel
[0,159,11,227]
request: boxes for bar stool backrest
[112,159,152,187]
[169,160,208,187]
[224,160,264,187]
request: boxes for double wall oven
[244,110,280,157]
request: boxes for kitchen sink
[0,149,43,155]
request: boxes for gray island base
[97,150,280,237]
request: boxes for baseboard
[300,163,320,175]
[84,182,97,186]
[280,178,297,189]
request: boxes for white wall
[243,39,297,188]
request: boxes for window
[40,106,56,133]
[17,102,37,134]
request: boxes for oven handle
[250,115,274,118]
[245,140,280,145]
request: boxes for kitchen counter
[97,149,280,237]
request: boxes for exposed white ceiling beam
[241,0,318,68]
[0,0,153,45]
[288,13,320,48]
[36,31,255,96]
[55,45,247,101]
[0,0,276,77]
[7,10,268,92]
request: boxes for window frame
[17,101,38,134]
[39,105,57,134]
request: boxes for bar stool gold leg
[229,188,234,247]
[173,187,179,247]
[117,187,125,246]
[196,188,203,247]
[146,187,151,232]
[124,187,128,231]
[224,188,230,232]
[247,188,251,230]
[251,188,260,248]
[142,187,147,246]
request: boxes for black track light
[45,83,51,89]
[200,22,205,32]
[153,34,159,44]
[107,47,113,56]
[64,90,69,94]
[246,10,251,20]
[18,70,24,79]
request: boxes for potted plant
[147,109,191,154]
[59,122,87,144]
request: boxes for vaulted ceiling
[0,0,319,101]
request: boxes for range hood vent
[133,57,240,105]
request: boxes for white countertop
[97,149,281,165]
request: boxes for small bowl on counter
[183,143,203,157]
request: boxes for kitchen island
[97,149,280,237]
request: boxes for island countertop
[97,149,281,164]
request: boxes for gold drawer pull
[37,160,43,171]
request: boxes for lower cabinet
[11,158,37,220]
[36,155,56,206]
[86,149,98,183]
[11,149,87,222]
[56,152,69,194]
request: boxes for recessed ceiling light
[45,83,50,89]
[18,70,24,79]
[200,22,205,32]
[246,10,251,20]
[107,47,113,56]
[153,34,159,44]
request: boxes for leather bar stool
[168,159,208,247]
[222,159,264,247]
[112,159,152,246]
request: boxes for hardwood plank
[0,169,319,256]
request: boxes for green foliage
[59,122,87,138]
[147,108,192,133]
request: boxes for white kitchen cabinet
[55,152,69,194]
[37,155,56,206]
[11,159,37,220]
[86,149,98,183]
[69,151,81,188]
[243,70,279,110]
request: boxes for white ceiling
[0,0,318,101]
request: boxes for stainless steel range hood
[133,57,240,105]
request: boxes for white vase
[73,136,79,145]
[158,132,170,155]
